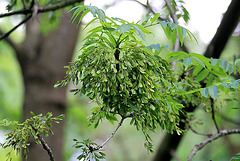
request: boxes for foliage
[73,138,106,161]
[167,51,240,100]
[0,112,64,160]
[54,5,202,160]
[232,152,240,161]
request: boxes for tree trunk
[18,11,80,161]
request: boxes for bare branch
[187,122,213,137]
[96,116,126,150]
[129,0,165,21]
[0,0,83,18]
[0,0,83,41]
[30,124,55,161]
[187,129,240,161]
[0,14,32,41]
[219,113,240,125]
[0,28,19,52]
[21,0,26,9]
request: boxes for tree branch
[95,116,126,150]
[0,14,32,41]
[204,0,240,58]
[0,0,83,18]
[30,124,55,161]
[187,121,213,137]
[129,0,165,21]
[210,98,220,132]
[0,28,19,52]
[187,129,240,161]
[0,0,83,41]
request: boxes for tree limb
[0,14,32,41]
[0,0,83,41]
[0,0,83,18]
[30,124,55,161]
[210,98,220,132]
[187,129,240,161]
[187,121,213,137]
[129,0,165,21]
[204,0,240,58]
[0,28,19,52]
[95,116,126,150]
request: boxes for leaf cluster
[73,138,106,161]
[168,51,240,100]
[0,112,64,160]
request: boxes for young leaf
[195,68,209,82]
[119,24,131,34]
[200,88,208,97]
[150,13,160,23]
[208,85,218,100]
[183,57,192,68]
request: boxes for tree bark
[18,11,80,161]
[152,0,240,160]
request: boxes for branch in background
[0,28,19,52]
[129,0,165,21]
[187,129,240,161]
[95,116,126,150]
[21,0,26,9]
[0,14,32,41]
[0,0,82,18]
[219,113,240,125]
[204,0,240,58]
[210,98,220,133]
[0,0,83,41]
[187,121,213,137]
[164,0,180,52]
[30,124,55,161]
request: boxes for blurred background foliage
[0,0,240,161]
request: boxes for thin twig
[0,28,19,51]
[187,122,213,137]
[21,0,26,9]
[0,14,32,41]
[210,98,220,133]
[164,0,180,52]
[219,113,240,125]
[129,0,165,21]
[0,0,82,18]
[30,124,55,161]
[96,116,126,150]
[187,129,240,161]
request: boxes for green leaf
[177,27,186,46]
[150,13,160,23]
[183,57,192,68]
[208,85,218,100]
[200,88,208,97]
[192,65,204,76]
[195,69,209,82]
[119,24,131,33]
[219,59,227,69]
[206,73,214,87]
[133,25,145,40]
[231,152,240,160]
[159,21,167,28]
[167,22,179,30]
[190,53,211,70]
[210,58,218,66]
